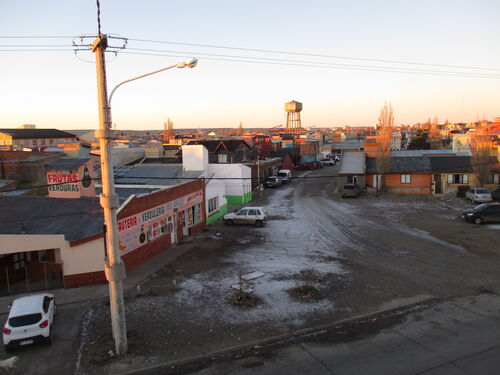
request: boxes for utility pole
[92,34,128,355]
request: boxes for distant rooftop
[0,128,77,139]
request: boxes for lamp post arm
[108,63,178,105]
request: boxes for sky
[0,0,499,130]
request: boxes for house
[185,140,253,163]
[0,177,205,293]
[337,150,366,188]
[0,128,77,148]
[0,151,64,195]
[366,157,432,194]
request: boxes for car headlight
[466,213,474,216]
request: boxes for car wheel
[255,220,263,227]
[225,219,233,226]
[473,217,483,225]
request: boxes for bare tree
[375,102,394,195]
[471,120,492,187]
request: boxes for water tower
[285,100,303,134]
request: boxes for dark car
[296,162,317,170]
[341,183,361,198]
[264,176,282,188]
[314,161,323,169]
[462,203,500,224]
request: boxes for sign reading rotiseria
[46,161,95,198]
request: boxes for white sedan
[3,293,56,350]
[465,188,492,203]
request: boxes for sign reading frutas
[46,161,95,198]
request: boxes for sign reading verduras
[117,190,203,255]
[46,161,95,198]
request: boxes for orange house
[366,157,432,194]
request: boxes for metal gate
[0,262,63,296]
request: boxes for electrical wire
[123,37,500,72]
[119,51,500,79]
[124,47,500,78]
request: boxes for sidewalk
[0,232,204,315]
[176,293,500,375]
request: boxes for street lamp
[109,57,198,105]
[92,34,197,355]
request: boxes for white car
[223,207,268,227]
[320,158,335,166]
[3,293,56,350]
[465,188,492,203]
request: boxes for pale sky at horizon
[0,0,499,130]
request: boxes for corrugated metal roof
[366,157,432,173]
[114,165,203,186]
[338,151,365,175]
[0,196,103,242]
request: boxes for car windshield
[277,173,286,177]
[343,185,354,189]
[476,189,489,194]
[9,313,42,327]
[474,203,489,210]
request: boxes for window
[32,139,37,146]
[208,197,219,214]
[447,174,469,184]
[487,174,499,184]
[41,139,46,145]
[217,153,228,163]
[248,209,257,216]
[237,209,248,216]
[401,174,411,184]
[13,253,25,270]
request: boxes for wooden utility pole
[92,34,128,355]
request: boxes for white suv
[223,207,268,227]
[3,293,56,350]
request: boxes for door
[234,209,248,224]
[434,174,442,194]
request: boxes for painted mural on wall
[117,190,203,255]
[46,162,95,198]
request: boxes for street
[2,167,500,374]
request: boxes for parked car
[333,154,341,162]
[314,161,323,169]
[223,207,268,227]
[264,176,282,188]
[341,183,361,198]
[296,162,317,170]
[277,169,292,184]
[465,188,492,203]
[3,293,56,351]
[462,203,500,224]
[320,158,335,166]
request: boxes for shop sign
[117,190,203,255]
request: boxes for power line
[120,51,500,79]
[124,46,500,78]
[123,37,500,73]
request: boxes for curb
[122,294,436,375]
